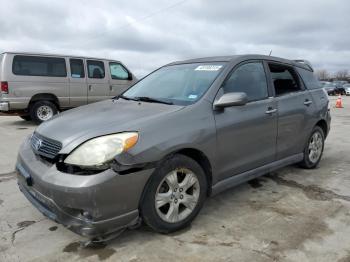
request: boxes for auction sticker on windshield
[195,65,222,71]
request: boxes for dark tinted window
[87,60,105,79]
[70,59,85,78]
[222,62,268,101]
[296,67,321,90]
[13,55,67,77]
[109,62,129,80]
[269,63,301,96]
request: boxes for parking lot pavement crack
[266,174,350,202]
[11,219,45,244]
[0,171,17,183]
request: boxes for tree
[334,70,349,81]
[315,69,330,81]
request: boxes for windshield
[123,62,226,105]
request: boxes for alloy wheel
[308,131,323,164]
[155,168,200,223]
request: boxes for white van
[0,52,137,123]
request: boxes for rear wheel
[299,126,325,169]
[141,155,207,233]
[30,101,58,124]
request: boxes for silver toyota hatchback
[16,55,331,242]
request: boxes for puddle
[49,226,58,231]
[63,241,116,260]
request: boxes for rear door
[86,60,109,103]
[68,58,87,107]
[267,62,316,160]
[108,61,133,97]
[214,61,277,180]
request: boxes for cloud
[0,0,349,76]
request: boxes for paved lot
[0,96,350,262]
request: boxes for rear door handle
[265,108,277,114]
[109,85,113,91]
[88,85,92,91]
[304,100,313,106]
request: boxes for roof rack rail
[293,59,314,72]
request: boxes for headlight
[64,132,138,167]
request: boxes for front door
[86,60,109,104]
[108,62,133,97]
[214,61,277,180]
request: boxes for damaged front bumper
[16,137,154,238]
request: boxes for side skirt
[211,153,304,196]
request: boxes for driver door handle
[304,99,313,106]
[265,108,277,114]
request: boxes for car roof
[1,51,121,63]
[166,54,313,71]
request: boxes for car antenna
[269,50,272,56]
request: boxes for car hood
[36,99,184,153]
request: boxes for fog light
[81,210,93,220]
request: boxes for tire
[141,154,207,233]
[299,126,325,169]
[29,101,58,124]
[20,115,31,121]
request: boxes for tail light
[1,82,8,93]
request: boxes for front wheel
[141,155,207,233]
[299,126,325,169]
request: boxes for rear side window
[70,59,85,78]
[296,67,321,90]
[109,62,129,80]
[268,63,301,96]
[222,62,268,102]
[87,60,105,79]
[13,55,67,77]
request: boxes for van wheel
[20,115,31,121]
[299,126,325,169]
[30,101,58,124]
[141,155,207,233]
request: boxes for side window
[222,62,268,101]
[296,67,321,90]
[70,59,85,78]
[109,62,129,80]
[87,60,105,79]
[268,63,302,96]
[12,55,67,77]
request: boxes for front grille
[30,132,62,159]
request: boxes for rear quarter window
[12,55,67,77]
[296,67,321,90]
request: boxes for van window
[222,62,268,102]
[296,67,321,90]
[109,62,129,80]
[70,59,85,78]
[268,63,301,96]
[13,55,67,77]
[87,60,105,79]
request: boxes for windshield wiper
[114,95,139,101]
[135,96,173,105]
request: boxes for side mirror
[214,92,248,109]
[128,72,133,81]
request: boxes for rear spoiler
[293,59,314,72]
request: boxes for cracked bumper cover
[16,137,154,238]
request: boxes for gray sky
[0,0,349,77]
